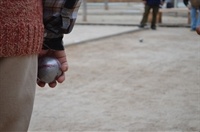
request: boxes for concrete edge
[76,23,190,28]
[64,27,147,47]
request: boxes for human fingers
[37,80,46,87]
[52,50,68,72]
[48,81,57,88]
[56,72,66,83]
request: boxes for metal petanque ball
[38,56,62,83]
[139,38,143,43]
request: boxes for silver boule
[38,57,62,83]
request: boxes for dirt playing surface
[29,27,200,131]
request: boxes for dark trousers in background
[140,4,159,28]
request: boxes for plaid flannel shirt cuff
[43,36,64,50]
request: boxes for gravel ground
[29,27,200,131]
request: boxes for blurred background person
[139,0,165,30]
[184,0,200,31]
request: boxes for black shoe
[151,26,156,30]
[139,24,145,28]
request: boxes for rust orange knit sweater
[0,0,44,57]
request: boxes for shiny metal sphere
[38,57,62,83]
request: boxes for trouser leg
[151,6,159,27]
[140,5,151,25]
[0,55,37,132]
[190,7,197,30]
[196,8,200,27]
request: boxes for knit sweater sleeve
[43,0,82,50]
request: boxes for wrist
[43,37,64,50]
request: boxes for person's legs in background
[140,5,151,28]
[0,55,37,131]
[196,8,200,27]
[151,5,159,30]
[190,6,197,30]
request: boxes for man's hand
[37,50,68,88]
[196,25,200,35]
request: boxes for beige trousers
[0,55,37,132]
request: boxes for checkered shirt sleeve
[43,0,82,50]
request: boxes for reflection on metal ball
[38,57,62,83]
